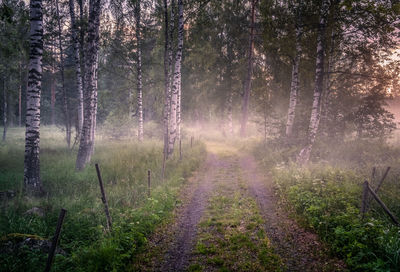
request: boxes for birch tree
[297,0,330,165]
[56,0,71,147]
[240,0,257,137]
[162,0,171,173]
[76,0,101,170]
[69,0,84,136]
[24,0,43,194]
[134,0,143,141]
[285,2,302,139]
[168,0,183,154]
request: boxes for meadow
[0,126,206,272]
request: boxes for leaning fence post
[44,208,67,272]
[366,182,400,226]
[147,170,151,198]
[361,180,369,219]
[95,163,112,232]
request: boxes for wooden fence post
[361,180,369,219]
[44,208,67,272]
[147,170,151,198]
[95,164,112,232]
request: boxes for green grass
[0,126,206,272]
[251,139,400,272]
[190,156,283,272]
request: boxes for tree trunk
[168,0,183,155]
[321,29,336,133]
[24,0,43,195]
[56,0,71,148]
[69,0,84,137]
[135,0,144,141]
[76,0,101,170]
[50,45,56,126]
[226,41,234,135]
[285,19,302,139]
[162,0,173,179]
[2,78,7,141]
[240,0,257,137]
[297,0,330,165]
[18,61,22,127]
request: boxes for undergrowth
[0,126,206,272]
[252,138,400,272]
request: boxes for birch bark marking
[240,0,257,137]
[56,0,71,148]
[135,0,144,141]
[69,0,84,135]
[168,0,183,155]
[76,0,101,170]
[297,0,330,165]
[285,10,302,138]
[24,0,43,194]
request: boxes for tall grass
[251,138,400,271]
[0,126,206,272]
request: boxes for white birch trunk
[76,0,101,170]
[56,0,71,148]
[24,0,43,194]
[297,0,330,165]
[285,21,302,138]
[69,0,84,136]
[163,0,172,163]
[168,0,183,155]
[135,0,144,141]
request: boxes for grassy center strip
[188,156,283,272]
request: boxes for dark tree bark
[240,0,257,137]
[24,0,44,195]
[2,77,7,141]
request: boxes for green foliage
[0,126,206,272]
[251,138,400,271]
[272,165,400,271]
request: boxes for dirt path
[138,153,232,271]
[240,155,346,272]
[137,144,345,271]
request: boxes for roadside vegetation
[252,137,400,272]
[0,126,206,272]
